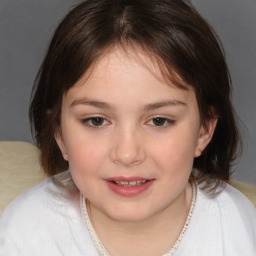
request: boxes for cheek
[67,141,106,195]
[66,138,107,177]
[152,130,197,171]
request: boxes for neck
[85,182,193,256]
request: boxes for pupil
[153,118,165,126]
[92,117,103,126]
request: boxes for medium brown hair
[29,0,240,190]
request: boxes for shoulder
[0,176,77,219]
[198,181,256,221]
[199,182,256,254]
[0,173,99,255]
[1,171,81,216]
[215,183,256,224]
[0,178,52,223]
[0,175,87,254]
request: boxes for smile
[105,177,154,196]
[114,180,147,187]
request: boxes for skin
[55,47,216,255]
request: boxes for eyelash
[81,116,175,129]
[81,117,110,128]
[147,117,175,128]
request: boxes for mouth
[104,177,154,196]
[112,180,148,187]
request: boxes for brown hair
[29,0,240,191]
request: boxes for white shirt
[0,176,255,256]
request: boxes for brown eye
[148,117,175,127]
[91,117,104,126]
[82,117,109,128]
[152,117,167,126]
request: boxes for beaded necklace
[81,182,196,256]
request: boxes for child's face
[56,47,215,223]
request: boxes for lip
[105,176,150,182]
[104,177,154,197]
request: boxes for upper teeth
[115,180,147,186]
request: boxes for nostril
[109,136,146,166]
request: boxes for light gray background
[0,0,255,183]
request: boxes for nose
[110,126,146,167]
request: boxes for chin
[110,213,150,223]
[105,204,154,223]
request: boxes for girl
[0,0,255,255]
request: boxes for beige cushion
[0,141,45,215]
[0,141,255,216]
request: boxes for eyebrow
[70,98,186,111]
[142,100,187,111]
[70,98,114,110]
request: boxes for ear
[54,127,69,161]
[194,118,218,157]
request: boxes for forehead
[77,45,190,87]
[63,47,195,107]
